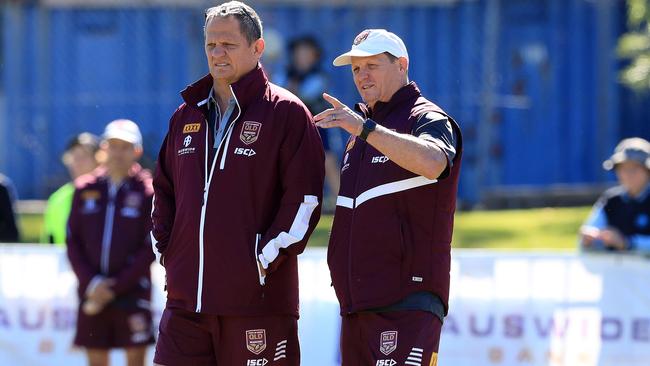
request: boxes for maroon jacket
[67,165,154,302]
[151,66,325,317]
[328,82,462,315]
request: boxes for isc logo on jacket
[371,155,389,164]
[234,147,256,157]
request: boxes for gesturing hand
[314,93,365,137]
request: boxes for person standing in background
[41,132,100,245]
[67,119,155,366]
[275,35,341,211]
[0,173,20,242]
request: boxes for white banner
[442,251,650,366]
[1,246,649,365]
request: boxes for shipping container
[1,0,647,204]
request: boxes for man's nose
[357,68,369,81]
[211,46,226,58]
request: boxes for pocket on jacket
[254,233,265,286]
[351,214,403,302]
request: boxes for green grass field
[304,206,590,250]
[18,206,591,250]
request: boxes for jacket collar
[181,64,268,111]
[355,81,421,121]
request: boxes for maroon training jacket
[151,66,325,317]
[67,165,154,302]
[328,82,463,315]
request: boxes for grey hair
[204,1,263,45]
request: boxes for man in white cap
[314,29,462,365]
[580,137,650,252]
[67,119,155,366]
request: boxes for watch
[359,119,377,141]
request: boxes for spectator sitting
[580,137,650,253]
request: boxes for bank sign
[1,246,649,366]
[440,251,650,366]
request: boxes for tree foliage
[618,0,650,90]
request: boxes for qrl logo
[234,147,256,157]
[371,156,389,164]
[376,360,397,366]
[247,359,268,366]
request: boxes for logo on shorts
[354,30,371,45]
[247,359,268,366]
[376,360,397,366]
[183,123,201,134]
[246,329,267,355]
[380,331,398,356]
[240,121,262,145]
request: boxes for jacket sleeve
[66,188,98,294]
[257,104,325,274]
[112,187,155,295]
[151,120,177,266]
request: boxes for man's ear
[134,146,144,159]
[398,57,409,73]
[253,38,265,57]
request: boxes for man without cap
[151,2,324,365]
[314,29,462,365]
[580,137,650,252]
[41,132,100,245]
[67,119,155,366]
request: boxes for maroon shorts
[154,307,299,366]
[74,300,155,349]
[341,310,442,366]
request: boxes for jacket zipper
[195,87,242,312]
[219,86,241,170]
[254,233,266,299]
[100,182,119,275]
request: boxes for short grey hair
[204,1,263,45]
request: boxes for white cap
[102,119,143,148]
[333,29,409,67]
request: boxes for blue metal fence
[1,0,648,203]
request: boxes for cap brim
[602,152,650,171]
[103,133,140,146]
[332,49,384,66]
